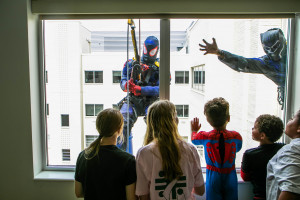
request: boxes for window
[175,105,189,117]
[85,104,103,116]
[175,71,189,84]
[61,114,69,127]
[46,104,49,116]
[192,65,205,92]
[112,104,119,110]
[85,135,98,147]
[85,71,103,83]
[62,149,70,161]
[45,70,48,83]
[43,19,290,169]
[113,71,121,83]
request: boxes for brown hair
[85,108,123,159]
[204,97,229,129]
[255,114,283,142]
[146,100,183,181]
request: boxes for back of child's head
[96,108,123,138]
[204,97,229,128]
[255,114,283,142]
[85,108,123,159]
[146,100,183,181]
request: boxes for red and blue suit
[192,130,242,200]
[117,36,160,153]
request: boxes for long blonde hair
[146,100,183,181]
[85,108,123,159]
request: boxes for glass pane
[176,105,184,117]
[44,19,160,166]
[94,71,103,83]
[170,18,289,168]
[85,71,93,83]
[85,104,94,116]
[184,105,189,117]
[113,71,121,83]
[95,104,103,115]
[175,71,184,83]
[61,114,69,126]
[185,71,189,84]
[194,71,199,84]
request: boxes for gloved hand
[124,80,130,92]
[128,79,141,96]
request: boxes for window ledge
[34,171,75,181]
[33,170,248,183]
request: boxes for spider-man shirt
[192,130,242,200]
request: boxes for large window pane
[170,19,289,168]
[44,19,160,166]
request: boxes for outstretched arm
[199,38,267,75]
[199,38,224,59]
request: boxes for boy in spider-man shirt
[191,97,242,200]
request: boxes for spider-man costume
[192,130,242,200]
[117,36,159,153]
[218,28,287,108]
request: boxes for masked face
[142,36,159,65]
[260,28,287,62]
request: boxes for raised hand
[191,117,201,132]
[199,38,220,56]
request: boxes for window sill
[34,171,75,181]
[33,170,247,183]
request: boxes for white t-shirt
[266,138,300,200]
[136,140,204,200]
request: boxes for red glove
[124,79,133,92]
[128,79,141,96]
[133,85,141,96]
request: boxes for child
[266,109,300,200]
[74,108,136,200]
[191,97,242,200]
[241,114,284,200]
[136,100,205,200]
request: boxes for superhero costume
[218,28,287,108]
[117,36,160,153]
[192,130,242,200]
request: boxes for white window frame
[175,104,189,118]
[38,17,296,173]
[85,104,103,117]
[192,65,205,92]
[175,71,189,84]
[84,70,103,84]
[112,70,122,84]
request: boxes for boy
[191,97,242,200]
[241,114,284,200]
[266,109,300,200]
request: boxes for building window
[46,104,49,116]
[175,105,189,117]
[113,71,122,83]
[85,104,103,116]
[61,114,69,127]
[45,71,48,83]
[192,65,205,91]
[175,71,189,84]
[85,135,98,147]
[85,71,103,83]
[62,149,70,161]
[112,104,119,110]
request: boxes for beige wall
[0,0,299,199]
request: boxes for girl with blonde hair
[136,100,205,200]
[75,108,136,200]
